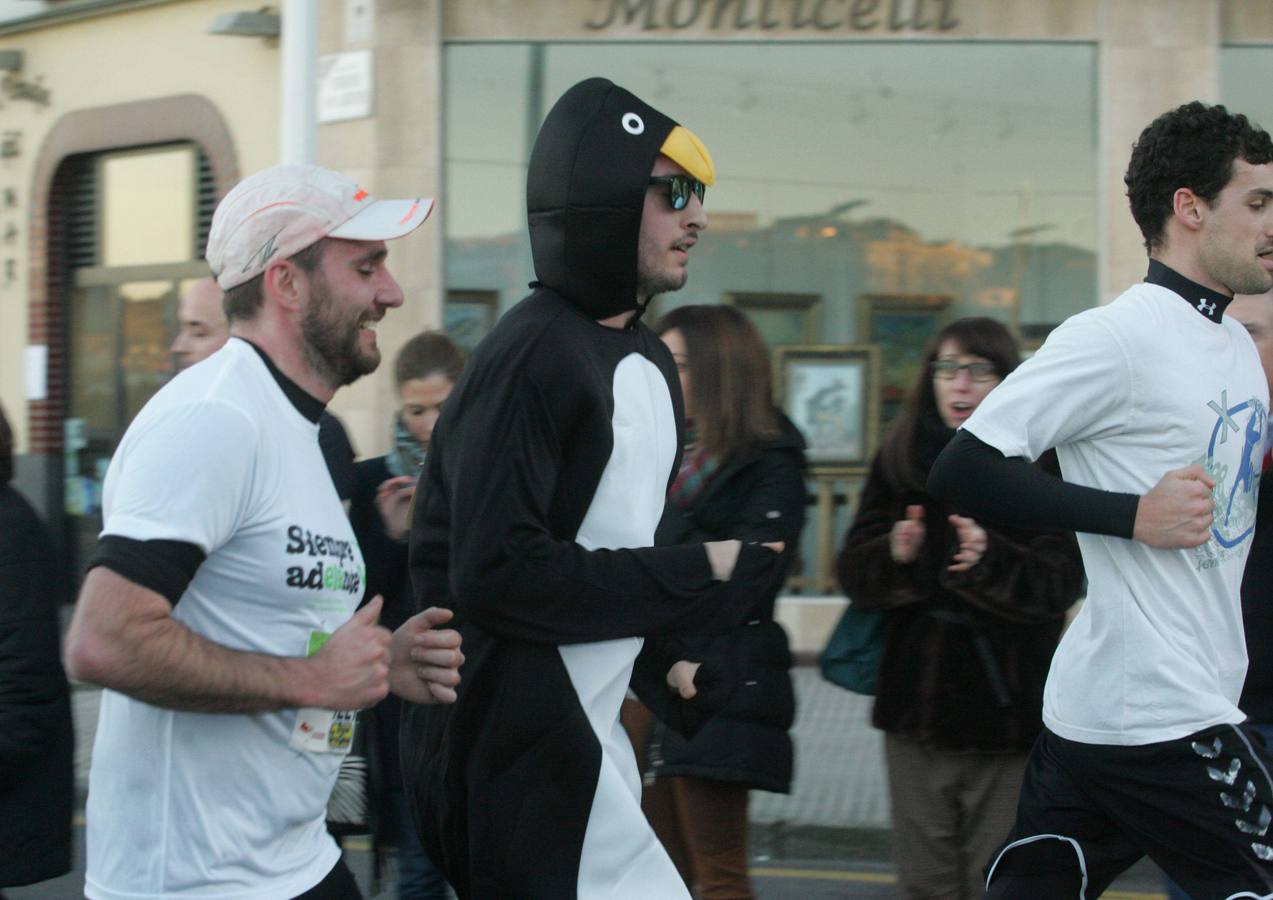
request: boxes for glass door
[64,264,209,575]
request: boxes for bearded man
[65,164,465,900]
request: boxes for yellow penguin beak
[660,125,716,186]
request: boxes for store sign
[1,146,17,290]
[318,50,374,124]
[2,72,51,107]
[345,0,374,44]
[25,346,47,402]
[584,0,960,32]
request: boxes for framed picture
[723,292,822,347]
[858,293,951,431]
[774,344,879,474]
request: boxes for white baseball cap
[206,163,434,290]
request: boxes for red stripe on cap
[252,200,301,214]
[398,201,420,225]
[353,189,369,202]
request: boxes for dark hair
[394,330,467,387]
[0,403,12,484]
[654,305,779,462]
[1125,102,1273,253]
[879,316,1020,493]
[222,238,329,322]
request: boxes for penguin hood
[526,77,714,320]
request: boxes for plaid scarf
[669,423,719,509]
[384,413,428,478]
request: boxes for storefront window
[1221,46,1273,137]
[443,41,1098,590]
[100,145,198,267]
[444,41,1098,351]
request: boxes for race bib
[289,630,356,754]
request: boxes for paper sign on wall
[318,50,373,124]
[24,345,46,400]
[345,0,373,44]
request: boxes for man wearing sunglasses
[400,77,786,899]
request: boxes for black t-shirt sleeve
[88,535,206,605]
[319,412,357,502]
[928,429,1139,539]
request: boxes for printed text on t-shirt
[284,524,363,595]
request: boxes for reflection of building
[864,229,996,295]
[4,0,1273,592]
[447,213,1094,350]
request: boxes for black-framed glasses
[648,174,706,210]
[931,359,999,382]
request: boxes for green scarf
[668,422,719,509]
[384,413,427,478]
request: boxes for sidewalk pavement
[72,666,892,857]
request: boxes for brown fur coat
[837,445,1085,753]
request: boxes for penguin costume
[401,77,786,898]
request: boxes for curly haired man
[931,102,1273,897]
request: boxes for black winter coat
[0,483,73,887]
[1240,467,1273,721]
[645,417,807,793]
[349,455,412,792]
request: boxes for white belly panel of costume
[560,352,688,898]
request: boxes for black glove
[678,649,738,736]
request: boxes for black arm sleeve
[88,536,205,605]
[928,430,1139,539]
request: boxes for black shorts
[985,724,1273,900]
[292,858,363,900]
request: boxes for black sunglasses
[648,174,707,211]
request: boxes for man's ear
[1172,187,1206,234]
[261,259,304,313]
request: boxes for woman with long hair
[625,304,807,900]
[837,317,1084,899]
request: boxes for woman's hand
[889,505,926,563]
[375,475,417,541]
[666,660,700,699]
[948,514,988,572]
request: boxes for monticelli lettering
[583,0,960,32]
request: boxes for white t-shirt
[965,283,1267,746]
[85,338,365,900]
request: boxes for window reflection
[444,41,1099,343]
[119,281,177,423]
[1222,46,1273,144]
[443,41,1100,592]
[101,146,196,267]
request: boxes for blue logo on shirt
[1205,393,1265,549]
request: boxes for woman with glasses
[837,317,1084,899]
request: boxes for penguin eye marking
[621,112,645,135]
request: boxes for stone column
[319,0,444,456]
[1097,0,1221,303]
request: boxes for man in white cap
[65,164,464,900]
